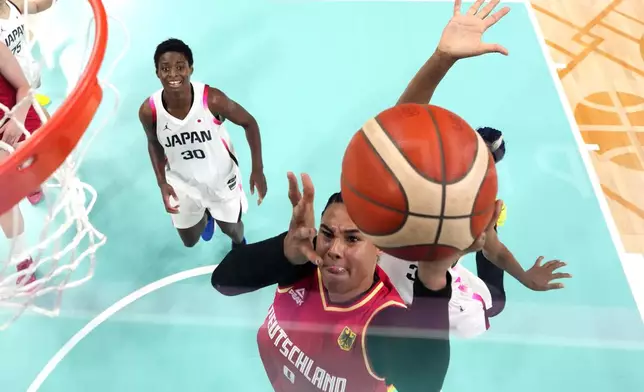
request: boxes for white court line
[522,4,644,323]
[26,265,217,392]
[621,254,644,321]
[586,144,600,151]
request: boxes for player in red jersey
[212,2,509,390]
[216,177,407,392]
[0,42,43,285]
[213,173,502,392]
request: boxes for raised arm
[483,226,571,291]
[398,0,510,105]
[212,172,321,295]
[211,232,315,296]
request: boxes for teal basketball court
[1,0,644,391]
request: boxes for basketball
[340,103,498,262]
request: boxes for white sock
[10,232,29,262]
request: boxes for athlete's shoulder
[138,98,154,122]
[203,85,231,122]
[205,85,227,106]
[139,87,163,119]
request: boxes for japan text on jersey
[0,3,25,56]
[149,82,239,190]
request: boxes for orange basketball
[340,104,498,262]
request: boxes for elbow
[210,267,240,297]
[211,281,243,297]
[210,251,249,297]
[212,283,241,297]
[243,117,259,132]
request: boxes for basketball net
[0,0,122,330]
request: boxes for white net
[0,0,126,330]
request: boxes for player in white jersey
[379,127,572,338]
[0,0,55,107]
[138,39,267,248]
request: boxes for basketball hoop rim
[0,0,108,214]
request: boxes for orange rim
[0,0,108,215]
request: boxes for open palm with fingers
[284,172,320,265]
[524,257,572,291]
[438,0,511,59]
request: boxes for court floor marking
[522,1,644,322]
[26,265,217,392]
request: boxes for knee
[182,238,199,248]
[219,221,243,237]
[487,294,507,318]
[178,229,201,248]
[487,303,505,318]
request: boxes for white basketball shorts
[378,254,493,339]
[165,170,249,230]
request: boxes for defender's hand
[437,0,510,60]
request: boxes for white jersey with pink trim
[150,81,240,201]
[378,254,493,339]
[0,1,41,87]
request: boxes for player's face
[315,203,379,300]
[156,52,193,92]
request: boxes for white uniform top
[0,1,41,86]
[149,82,240,202]
[378,254,493,339]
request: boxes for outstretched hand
[284,172,321,265]
[437,0,511,59]
[523,257,572,291]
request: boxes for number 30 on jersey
[181,149,206,160]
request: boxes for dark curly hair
[154,38,194,70]
[476,126,506,163]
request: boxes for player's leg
[22,104,48,205]
[476,249,506,318]
[169,190,208,247]
[215,214,245,247]
[0,149,36,286]
[211,197,247,248]
[0,208,36,284]
[176,214,208,248]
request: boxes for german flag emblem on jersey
[337,326,357,351]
